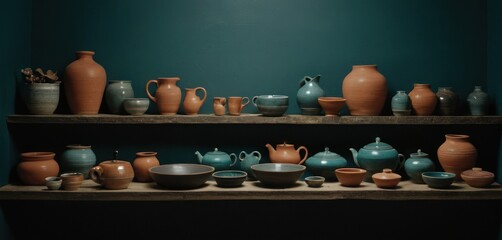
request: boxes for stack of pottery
[342,65,387,116]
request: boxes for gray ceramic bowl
[421,171,456,189]
[123,98,150,116]
[149,164,215,190]
[212,170,248,188]
[304,175,325,188]
[252,95,289,116]
[251,163,306,188]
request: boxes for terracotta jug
[89,151,134,189]
[64,51,107,114]
[183,87,207,115]
[437,134,477,181]
[213,97,226,116]
[146,77,182,115]
[17,152,60,186]
[133,152,160,182]
[408,83,437,116]
[342,65,387,116]
[265,142,308,165]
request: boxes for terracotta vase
[133,152,160,182]
[437,134,477,181]
[64,51,107,114]
[17,152,60,186]
[146,77,181,115]
[408,83,437,116]
[182,87,207,115]
[342,65,387,116]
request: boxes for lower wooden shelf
[0,180,501,201]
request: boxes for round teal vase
[296,75,325,115]
[60,144,97,179]
[391,90,410,116]
[105,80,134,114]
[404,149,435,184]
[467,86,489,116]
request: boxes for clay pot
[213,97,226,116]
[89,160,134,190]
[342,65,387,116]
[64,51,107,114]
[60,172,84,191]
[133,152,160,182]
[408,83,437,116]
[372,168,401,189]
[435,87,458,116]
[182,87,207,115]
[146,77,182,115]
[437,134,477,181]
[17,152,60,186]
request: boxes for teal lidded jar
[60,144,97,179]
[404,149,435,184]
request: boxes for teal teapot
[239,150,262,180]
[305,147,347,181]
[195,148,237,171]
[349,137,404,182]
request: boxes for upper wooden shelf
[0,180,500,201]
[6,114,502,125]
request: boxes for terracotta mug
[213,97,226,116]
[228,96,250,116]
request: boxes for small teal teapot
[349,137,404,182]
[404,149,435,184]
[305,147,347,181]
[239,150,262,180]
[195,148,237,171]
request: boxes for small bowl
[304,176,325,188]
[318,97,346,116]
[422,172,456,189]
[461,167,495,188]
[372,169,401,189]
[212,170,248,188]
[149,164,215,190]
[251,163,306,188]
[60,172,84,191]
[335,168,367,187]
[123,98,150,116]
[45,176,62,190]
[252,95,289,117]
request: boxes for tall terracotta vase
[408,83,437,116]
[437,134,477,181]
[17,152,60,186]
[146,77,182,115]
[64,51,107,114]
[342,65,387,116]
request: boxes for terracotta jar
[64,51,107,114]
[408,83,437,116]
[265,142,308,165]
[89,159,134,190]
[146,77,181,115]
[342,65,387,116]
[437,134,477,181]
[133,152,160,182]
[17,152,60,186]
[213,97,226,116]
[372,168,401,189]
[182,87,207,115]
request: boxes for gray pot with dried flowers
[20,67,61,115]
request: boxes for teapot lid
[207,148,227,155]
[363,137,393,151]
[461,167,494,178]
[410,149,428,158]
[312,147,341,159]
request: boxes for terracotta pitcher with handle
[265,142,308,165]
[183,87,207,115]
[146,77,182,115]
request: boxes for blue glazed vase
[105,80,134,114]
[391,90,410,116]
[404,149,435,184]
[60,144,97,179]
[467,86,489,116]
[296,75,325,115]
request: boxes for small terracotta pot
[372,169,401,189]
[17,152,60,186]
[60,172,84,191]
[437,134,477,181]
[408,83,437,116]
[133,152,160,182]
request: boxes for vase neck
[352,65,377,71]
[75,51,95,59]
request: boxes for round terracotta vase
[437,134,477,181]
[17,152,60,186]
[64,51,107,114]
[408,83,437,116]
[342,65,387,116]
[133,152,160,182]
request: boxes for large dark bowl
[251,163,306,188]
[149,164,215,190]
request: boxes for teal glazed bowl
[252,95,289,116]
[251,163,306,188]
[421,172,456,189]
[212,170,248,188]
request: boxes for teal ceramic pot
[349,137,405,182]
[391,90,410,116]
[305,147,347,181]
[105,80,134,114]
[252,95,289,116]
[296,75,325,115]
[467,86,489,116]
[436,87,458,116]
[404,149,435,184]
[22,82,60,115]
[195,148,237,171]
[60,144,97,179]
[239,151,262,180]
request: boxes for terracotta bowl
[461,167,495,188]
[251,163,306,188]
[335,168,367,187]
[149,164,215,190]
[212,170,247,188]
[422,172,456,189]
[318,97,346,116]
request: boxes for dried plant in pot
[19,67,61,115]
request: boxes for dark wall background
[2,0,502,239]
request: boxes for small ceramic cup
[305,176,325,188]
[213,97,226,116]
[228,96,250,116]
[60,172,84,191]
[45,176,62,190]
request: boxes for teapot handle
[296,146,309,165]
[251,150,261,160]
[229,153,238,167]
[145,79,158,103]
[195,87,207,104]
[252,96,258,107]
[89,166,103,184]
[396,153,405,170]
[238,151,247,161]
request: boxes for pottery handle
[299,76,311,88]
[195,87,207,104]
[397,153,405,170]
[89,166,103,184]
[145,79,158,103]
[239,151,247,161]
[229,153,237,167]
[297,146,309,165]
[251,150,261,160]
[252,96,258,107]
[241,97,250,108]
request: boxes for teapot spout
[195,151,203,163]
[265,143,276,155]
[349,148,359,167]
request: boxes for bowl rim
[305,175,326,182]
[335,167,367,174]
[212,170,248,178]
[421,171,456,179]
[251,163,306,172]
[253,94,289,99]
[318,97,347,102]
[149,163,215,176]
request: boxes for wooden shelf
[0,180,501,201]
[7,114,502,125]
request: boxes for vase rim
[75,50,95,55]
[20,152,56,160]
[66,144,92,149]
[157,77,180,80]
[136,151,158,156]
[352,64,377,68]
[445,134,470,139]
[413,83,431,86]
